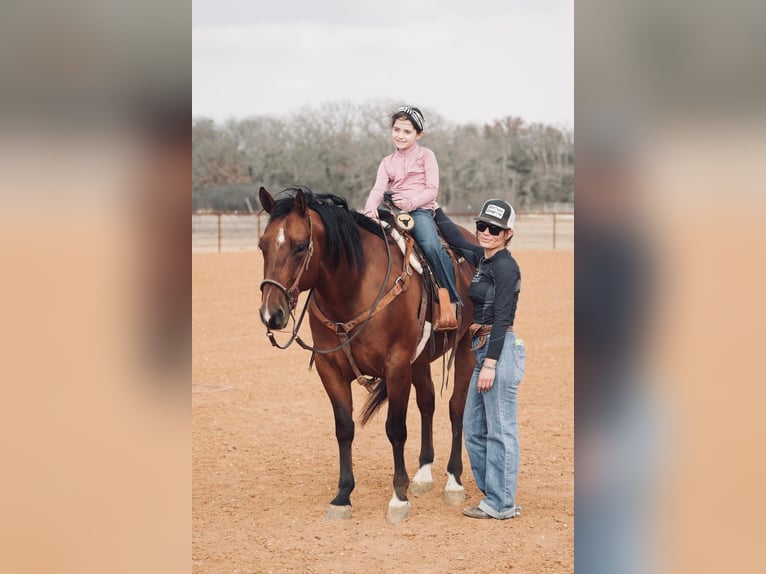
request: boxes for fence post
[217,213,222,254]
[552,213,557,250]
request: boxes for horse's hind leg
[410,362,435,496]
[444,334,474,506]
[315,359,355,520]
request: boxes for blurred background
[1,0,765,572]
[0,1,188,573]
[576,1,766,573]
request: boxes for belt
[469,323,514,351]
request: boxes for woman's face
[391,118,421,151]
[476,225,512,252]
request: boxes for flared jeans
[463,332,526,519]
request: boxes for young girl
[363,106,459,330]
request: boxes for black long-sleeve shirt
[436,209,521,360]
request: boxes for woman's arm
[485,261,520,361]
[434,208,482,265]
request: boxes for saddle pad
[379,221,423,274]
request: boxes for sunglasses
[475,221,504,236]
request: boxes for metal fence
[192,211,573,253]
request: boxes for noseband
[259,213,314,311]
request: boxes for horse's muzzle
[260,304,287,330]
[259,279,293,330]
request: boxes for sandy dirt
[193,250,573,573]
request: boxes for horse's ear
[259,186,275,214]
[294,189,307,217]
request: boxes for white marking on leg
[388,491,410,508]
[413,463,433,484]
[445,472,464,492]
[412,322,432,361]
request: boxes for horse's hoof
[386,504,410,525]
[326,505,352,520]
[410,481,433,497]
[444,488,466,506]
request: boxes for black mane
[268,186,384,272]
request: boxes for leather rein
[259,212,411,356]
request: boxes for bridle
[259,210,395,354]
[259,213,314,313]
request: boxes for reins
[298,218,397,356]
[261,212,397,356]
[258,212,315,350]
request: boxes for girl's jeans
[409,209,461,303]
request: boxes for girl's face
[391,118,422,151]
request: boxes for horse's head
[258,186,318,330]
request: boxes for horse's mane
[269,186,385,272]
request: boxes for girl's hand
[393,197,413,212]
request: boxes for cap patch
[484,204,506,219]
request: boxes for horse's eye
[293,243,308,256]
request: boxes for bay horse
[257,186,476,524]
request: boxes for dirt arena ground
[193,250,573,573]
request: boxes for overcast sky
[193,0,573,127]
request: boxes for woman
[363,105,459,330]
[436,200,526,519]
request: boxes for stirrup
[434,288,457,331]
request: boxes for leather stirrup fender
[433,287,457,331]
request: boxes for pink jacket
[364,144,440,214]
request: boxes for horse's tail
[359,378,388,426]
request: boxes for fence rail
[192,211,573,253]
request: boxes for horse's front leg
[410,362,435,497]
[315,358,356,520]
[385,363,413,524]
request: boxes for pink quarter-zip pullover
[364,143,440,214]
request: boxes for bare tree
[192,102,573,213]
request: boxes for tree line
[193,100,573,213]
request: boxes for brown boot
[434,288,457,331]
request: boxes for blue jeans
[409,209,461,303]
[463,332,526,518]
[576,383,661,574]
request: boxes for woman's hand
[478,360,496,393]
